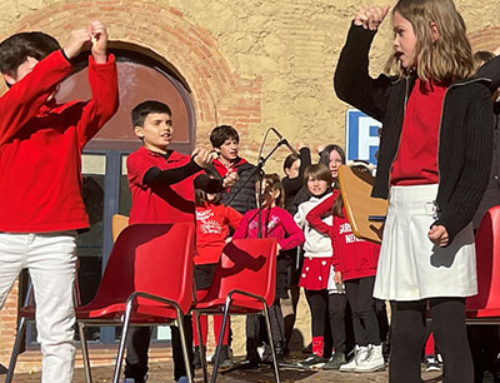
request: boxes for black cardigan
[334,24,494,246]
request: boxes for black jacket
[210,159,257,214]
[334,24,494,245]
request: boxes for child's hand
[334,271,343,284]
[354,5,390,31]
[316,144,325,154]
[192,148,212,168]
[428,225,449,247]
[63,28,92,60]
[222,170,239,188]
[276,243,281,253]
[89,21,108,64]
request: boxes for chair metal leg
[113,301,134,383]
[4,316,27,383]
[194,311,208,383]
[176,309,194,383]
[262,303,281,383]
[78,323,93,383]
[210,297,232,383]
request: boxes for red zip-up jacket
[0,50,118,232]
[195,202,242,265]
[306,192,380,281]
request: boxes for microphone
[270,127,299,155]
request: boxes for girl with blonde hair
[334,0,494,382]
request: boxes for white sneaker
[353,344,385,373]
[339,345,369,372]
[121,379,136,383]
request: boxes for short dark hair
[283,153,300,173]
[195,168,223,206]
[0,32,61,76]
[131,100,172,127]
[210,125,240,148]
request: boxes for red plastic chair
[76,222,195,383]
[467,206,500,323]
[192,238,280,383]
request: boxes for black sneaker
[323,353,345,370]
[298,354,326,368]
[193,346,202,370]
[219,345,234,369]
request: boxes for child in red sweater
[233,173,305,365]
[0,23,118,383]
[192,169,242,369]
[307,165,384,373]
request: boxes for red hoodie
[195,202,242,264]
[0,50,118,233]
[306,192,380,281]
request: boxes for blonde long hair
[385,0,475,82]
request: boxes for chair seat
[76,303,179,323]
[195,298,264,314]
[467,308,500,319]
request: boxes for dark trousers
[389,298,473,383]
[305,289,347,355]
[246,301,285,356]
[344,276,381,347]
[124,315,194,382]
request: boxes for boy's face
[3,56,39,85]
[217,138,239,163]
[135,113,173,153]
[307,177,328,197]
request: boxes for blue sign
[345,109,381,165]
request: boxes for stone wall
[0,0,498,366]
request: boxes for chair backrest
[204,238,278,308]
[467,206,500,313]
[90,222,195,317]
[112,214,130,243]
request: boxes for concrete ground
[10,354,444,383]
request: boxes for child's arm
[232,212,249,240]
[432,87,494,246]
[76,21,119,148]
[334,6,392,123]
[225,205,243,231]
[306,195,335,235]
[278,211,305,251]
[0,30,93,146]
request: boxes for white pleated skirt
[373,184,477,301]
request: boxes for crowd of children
[0,0,499,382]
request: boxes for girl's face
[285,159,300,179]
[307,177,328,197]
[329,150,343,179]
[256,182,279,208]
[393,11,418,70]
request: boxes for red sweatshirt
[306,193,380,281]
[0,50,118,232]
[195,202,242,264]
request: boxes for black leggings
[344,276,381,347]
[389,298,473,383]
[305,289,347,354]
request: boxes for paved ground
[10,355,444,383]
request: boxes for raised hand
[89,21,108,64]
[222,169,239,188]
[63,28,91,60]
[192,148,212,169]
[354,5,391,31]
